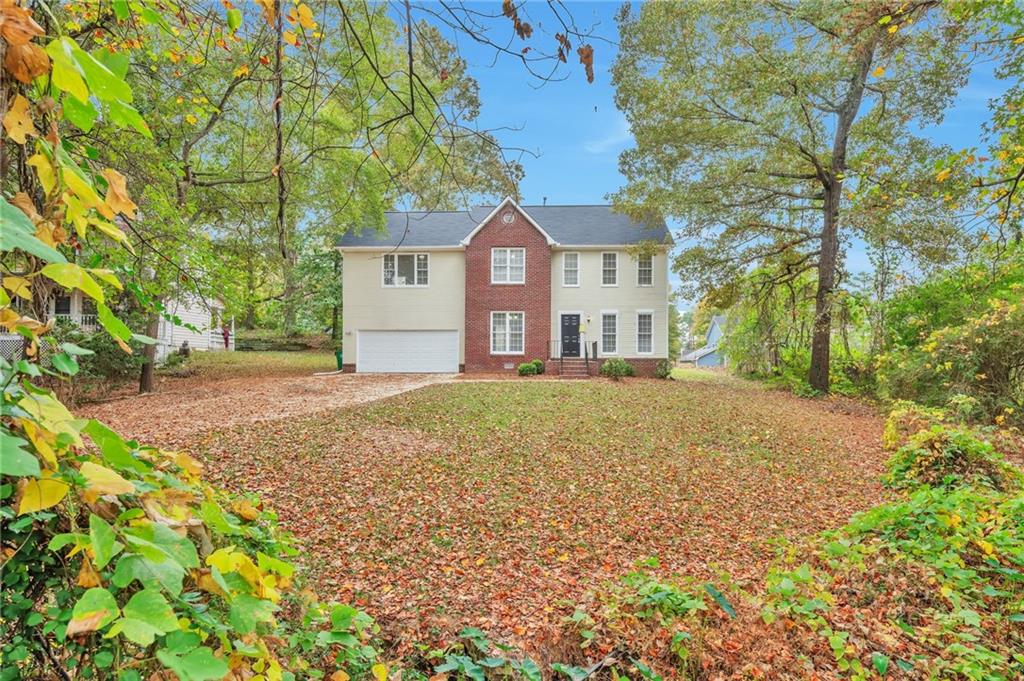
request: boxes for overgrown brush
[885,425,1024,492]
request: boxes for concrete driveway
[77,373,452,448]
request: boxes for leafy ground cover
[90,373,891,661]
[161,350,337,382]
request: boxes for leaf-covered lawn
[187,375,889,653]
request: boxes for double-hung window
[636,311,653,354]
[383,253,429,287]
[491,312,524,354]
[601,312,618,355]
[492,248,525,284]
[601,252,618,286]
[563,252,580,287]
[636,254,653,287]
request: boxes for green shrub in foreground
[517,362,539,376]
[654,359,672,379]
[600,358,635,380]
[885,425,1024,492]
[531,358,545,374]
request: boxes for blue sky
[436,2,1006,305]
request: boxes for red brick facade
[464,206,551,372]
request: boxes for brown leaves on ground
[86,370,891,664]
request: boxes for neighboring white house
[48,290,234,361]
[336,198,673,376]
[680,315,726,367]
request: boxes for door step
[556,358,592,379]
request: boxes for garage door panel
[357,330,458,373]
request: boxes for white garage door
[356,330,459,373]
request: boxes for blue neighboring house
[680,315,726,367]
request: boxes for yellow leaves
[233,63,249,78]
[17,474,70,514]
[40,262,105,303]
[871,66,885,78]
[3,94,37,144]
[18,392,82,446]
[77,557,102,587]
[80,461,135,502]
[63,165,109,217]
[330,671,351,681]
[194,568,229,598]
[27,153,56,194]
[254,0,275,25]
[935,167,952,183]
[174,452,203,477]
[283,30,299,47]
[100,168,137,218]
[185,113,198,125]
[974,538,995,556]
[296,3,317,30]
[3,275,32,300]
[232,499,260,521]
[372,664,388,681]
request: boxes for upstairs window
[601,252,618,286]
[637,254,653,286]
[563,252,580,286]
[492,247,525,284]
[383,253,429,287]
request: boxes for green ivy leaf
[871,652,890,675]
[229,594,278,634]
[72,47,133,103]
[0,199,67,263]
[62,93,98,133]
[97,302,132,341]
[51,353,79,376]
[227,8,242,32]
[69,587,120,634]
[0,432,40,477]
[109,589,178,646]
[106,99,152,138]
[112,554,185,597]
[156,646,229,681]
[89,514,123,569]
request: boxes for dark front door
[560,314,580,357]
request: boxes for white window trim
[600,309,618,356]
[490,311,525,355]
[381,252,430,288]
[491,247,526,285]
[636,254,654,287]
[601,251,618,287]
[562,252,581,287]
[636,309,654,355]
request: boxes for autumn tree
[611,0,972,392]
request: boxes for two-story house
[336,197,672,376]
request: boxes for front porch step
[555,358,593,379]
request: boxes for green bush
[517,362,538,376]
[877,289,1024,426]
[531,358,545,374]
[654,359,672,379]
[885,425,1023,493]
[600,357,636,380]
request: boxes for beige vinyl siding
[341,249,466,364]
[550,249,669,357]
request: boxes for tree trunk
[809,190,838,392]
[331,249,341,341]
[808,36,876,393]
[271,0,296,336]
[138,306,161,394]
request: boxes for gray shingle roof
[336,205,670,248]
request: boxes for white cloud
[583,116,632,154]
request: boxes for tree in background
[611,0,972,392]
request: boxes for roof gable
[460,197,556,246]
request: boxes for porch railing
[548,339,563,374]
[51,313,99,332]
